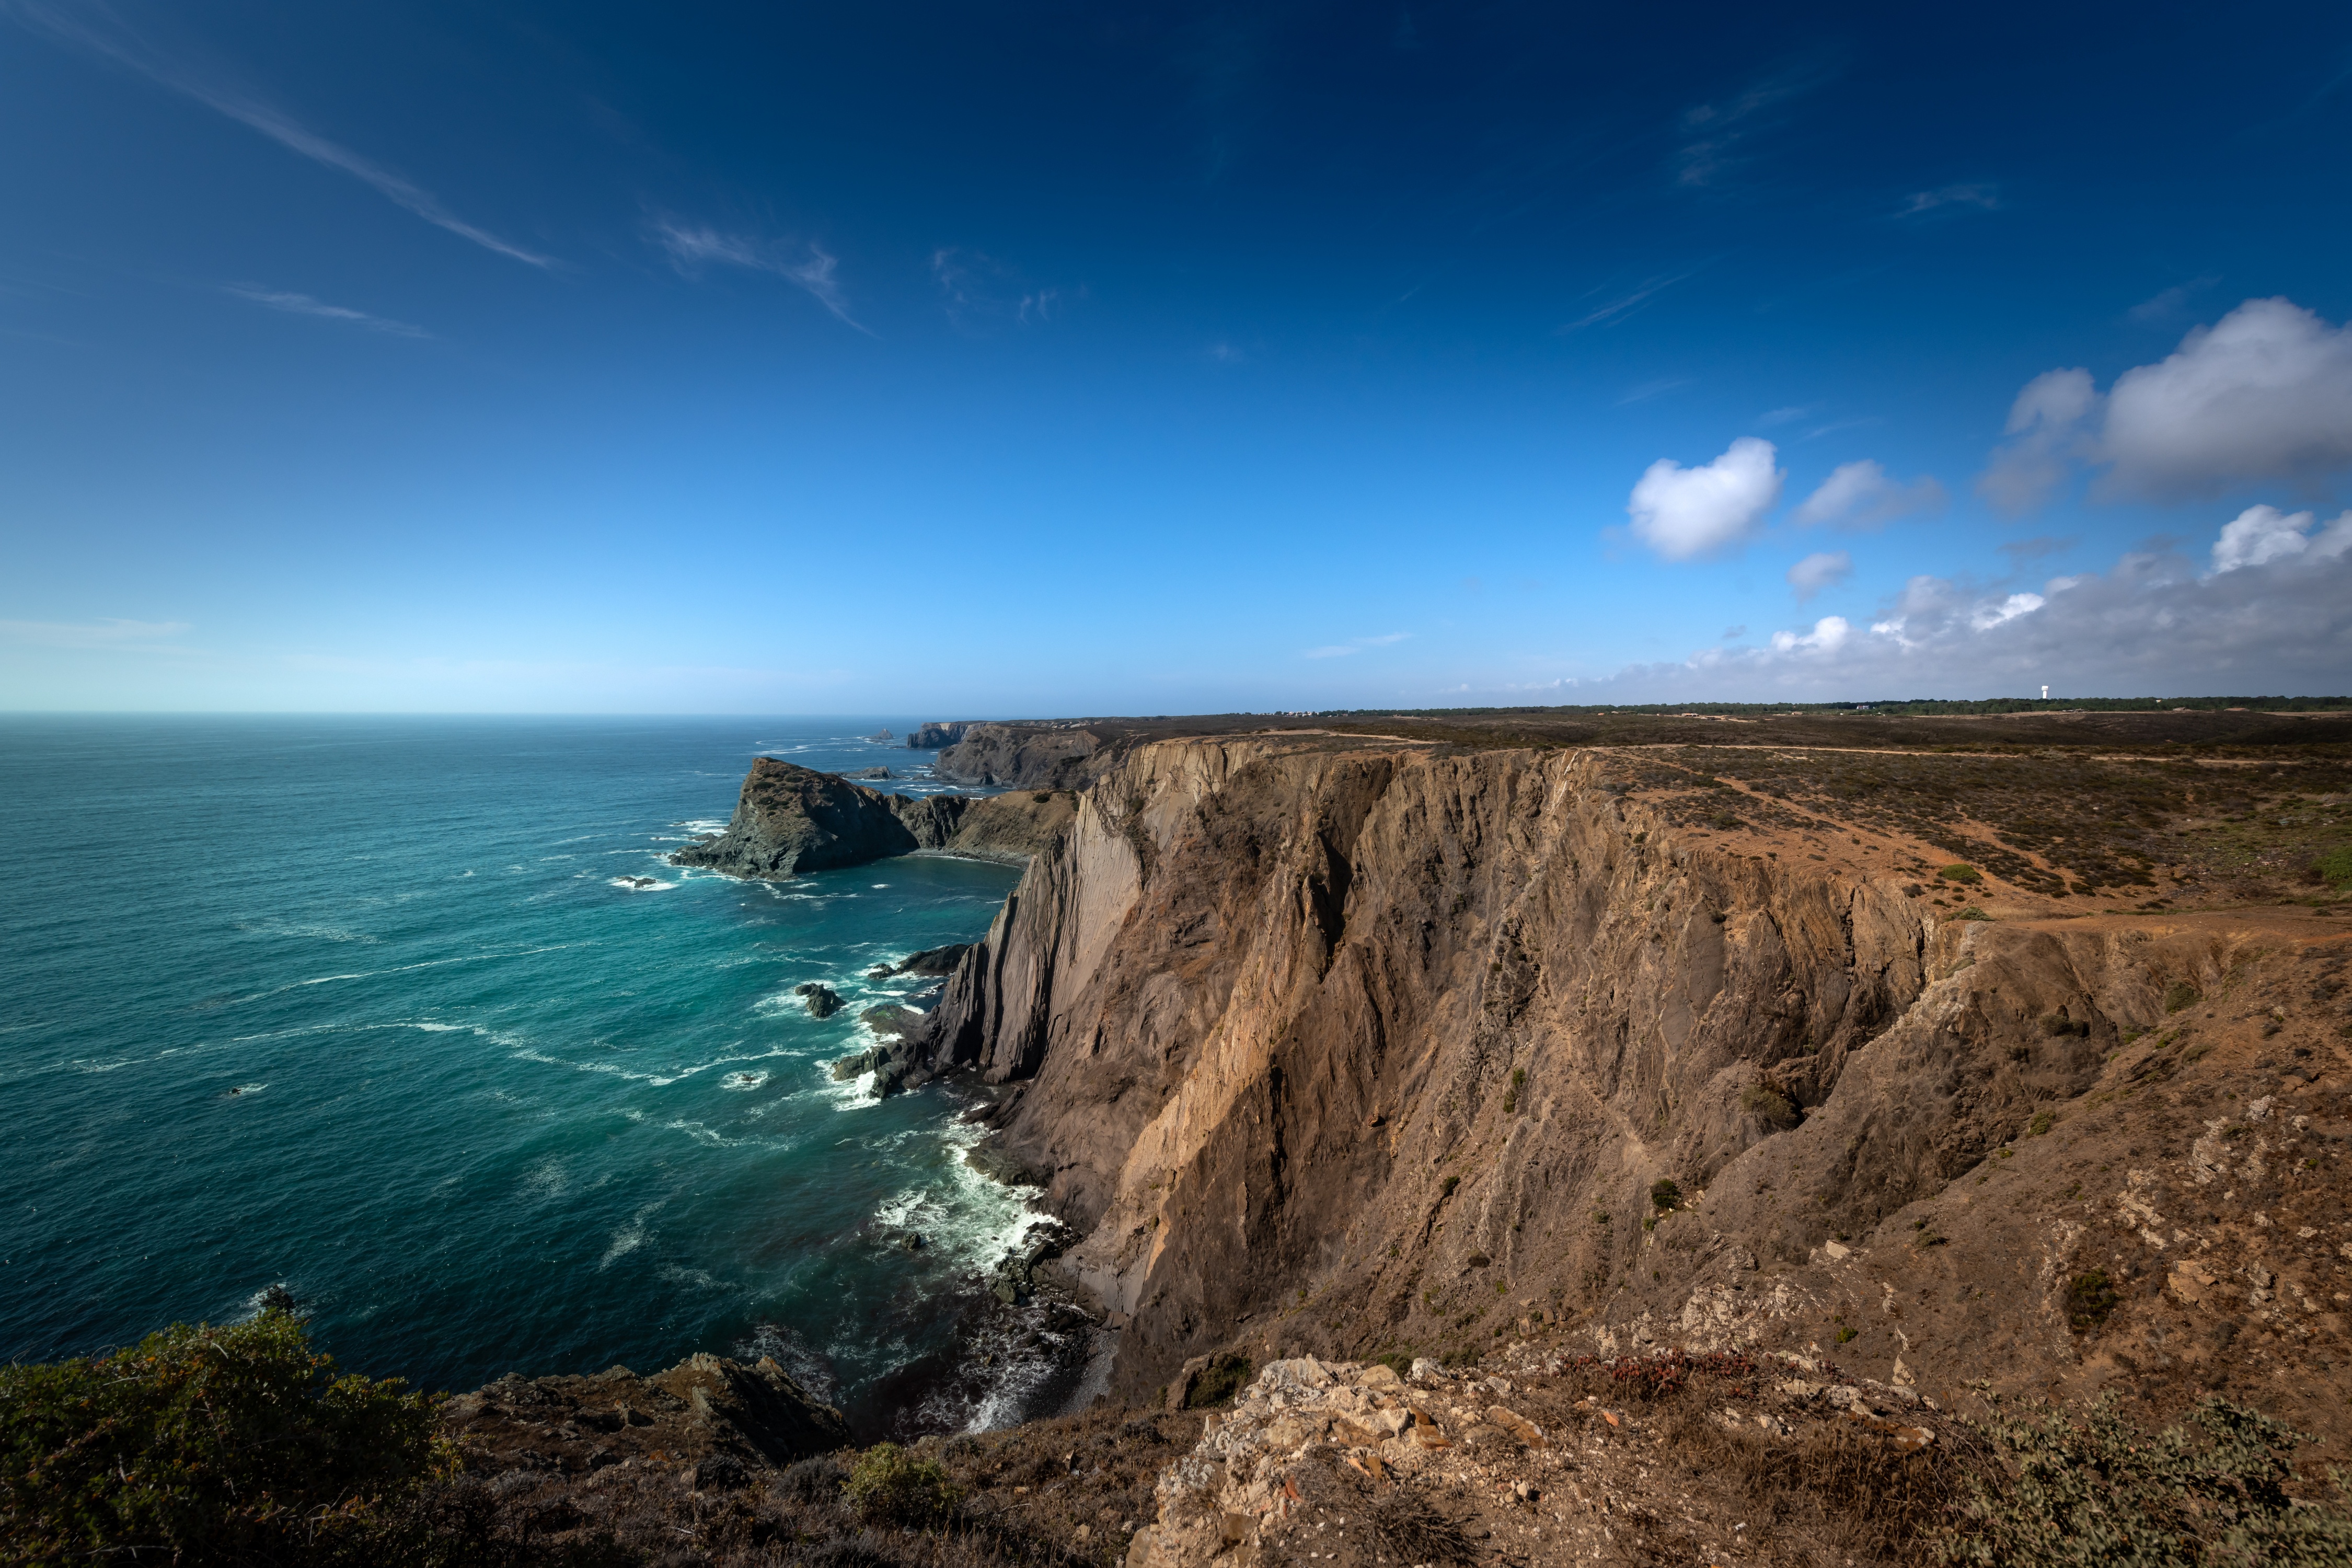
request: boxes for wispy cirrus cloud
[653,220,867,332]
[224,285,425,337]
[1,0,552,267]
[1896,183,2000,218]
[1561,267,1704,332]
[1675,60,1838,189]
[0,617,193,650]
[1304,632,1410,659]
[931,248,1065,331]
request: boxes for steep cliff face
[895,736,2352,1447]
[672,758,1075,878]
[909,721,974,749]
[935,723,1104,787]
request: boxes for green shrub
[1650,1178,1683,1212]
[1183,1353,1254,1409]
[2165,981,2203,1014]
[1956,906,1992,921]
[1939,863,1982,885]
[1938,1396,2352,1566]
[2063,1270,2119,1332]
[2314,845,2352,890]
[1836,1325,1858,1344]
[1502,1067,1526,1114]
[1740,1084,1800,1128]
[0,1308,446,1566]
[843,1443,963,1526]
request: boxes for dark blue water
[0,716,1055,1433]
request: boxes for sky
[3,1,2350,713]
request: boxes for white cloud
[1787,551,1851,601]
[2209,504,2352,575]
[1769,616,1850,653]
[4,2,550,266]
[1586,506,2352,698]
[655,221,866,331]
[931,247,1064,330]
[225,285,424,337]
[1979,298,2352,510]
[1969,591,2046,630]
[1976,367,2097,514]
[1791,459,1946,528]
[2100,297,2352,498]
[1625,436,1783,560]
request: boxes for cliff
[935,723,1105,788]
[909,721,974,749]
[875,734,2352,1454]
[670,757,1074,878]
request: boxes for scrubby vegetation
[1939,1396,2352,1566]
[0,1306,446,1566]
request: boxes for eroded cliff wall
[892,736,2351,1446]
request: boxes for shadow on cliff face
[849,732,2352,1471]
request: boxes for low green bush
[1183,1353,1254,1410]
[1650,1178,1683,1212]
[0,1308,447,1566]
[1939,863,1982,885]
[1938,1395,2352,1566]
[2312,845,2352,890]
[842,1443,962,1527]
[2166,981,2204,1014]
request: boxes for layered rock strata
[671,758,1075,878]
[935,723,1105,788]
[861,735,2350,1451]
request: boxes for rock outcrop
[864,734,2352,1453]
[671,759,925,877]
[909,722,974,748]
[670,758,1077,878]
[443,1350,848,1479]
[934,723,1104,788]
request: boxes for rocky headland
[667,757,1075,878]
[50,710,2344,1567]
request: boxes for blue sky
[3,1,2350,712]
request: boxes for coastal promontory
[671,756,1079,878]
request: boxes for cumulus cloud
[1786,550,1852,601]
[1976,368,2098,514]
[1769,615,1850,653]
[1792,460,1946,528]
[1625,437,1783,560]
[653,221,866,331]
[1572,507,2352,699]
[2100,298,2352,498]
[2209,505,2352,575]
[1979,298,2352,510]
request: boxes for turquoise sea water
[0,717,1060,1436]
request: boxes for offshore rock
[669,757,1071,878]
[841,766,893,780]
[796,983,843,1019]
[896,943,971,975]
[671,758,920,877]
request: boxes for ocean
[0,716,1076,1436]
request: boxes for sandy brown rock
[883,735,2351,1462]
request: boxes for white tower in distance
[2041,685,2050,700]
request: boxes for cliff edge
[872,733,2351,1460]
